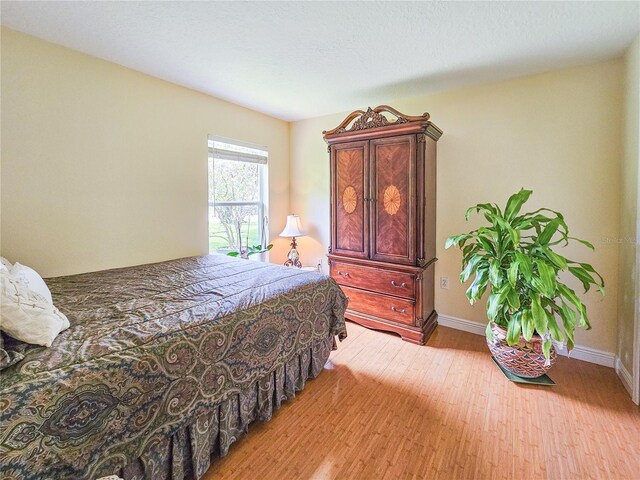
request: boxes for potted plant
[226,220,273,259]
[445,189,604,378]
[227,243,273,259]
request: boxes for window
[208,137,268,254]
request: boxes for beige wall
[0,27,628,357]
[617,34,640,389]
[0,28,291,277]
[290,60,623,354]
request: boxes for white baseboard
[438,314,487,336]
[438,314,616,368]
[615,358,634,396]
[553,343,616,368]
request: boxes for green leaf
[485,322,494,343]
[476,235,497,256]
[530,293,548,335]
[537,218,560,245]
[462,243,476,258]
[478,226,499,240]
[466,268,489,304]
[445,234,470,249]
[542,248,568,270]
[557,284,591,329]
[568,266,595,293]
[569,236,595,250]
[465,203,497,221]
[226,251,240,257]
[462,250,481,266]
[493,214,521,247]
[521,310,534,341]
[460,254,486,283]
[546,311,565,343]
[504,188,533,221]
[526,208,566,222]
[445,236,457,249]
[559,302,577,350]
[487,292,506,321]
[514,251,533,281]
[506,286,521,311]
[474,282,489,302]
[542,338,552,361]
[506,314,522,345]
[507,260,519,288]
[535,259,557,297]
[521,214,555,224]
[578,262,605,290]
[489,259,501,287]
[508,227,521,248]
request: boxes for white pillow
[11,262,53,305]
[0,257,12,271]
[0,271,70,347]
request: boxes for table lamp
[280,214,305,268]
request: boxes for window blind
[208,138,268,165]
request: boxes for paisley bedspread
[0,255,347,480]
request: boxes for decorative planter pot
[487,322,557,378]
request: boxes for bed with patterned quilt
[0,255,348,479]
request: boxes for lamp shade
[279,214,306,237]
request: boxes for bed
[0,255,347,479]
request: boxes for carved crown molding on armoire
[324,105,442,344]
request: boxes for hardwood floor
[204,321,640,480]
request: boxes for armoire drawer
[341,286,415,326]
[330,260,415,299]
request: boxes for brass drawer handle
[391,306,406,314]
[391,280,407,288]
[337,271,350,278]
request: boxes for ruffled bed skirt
[117,334,334,480]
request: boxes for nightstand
[301,266,321,273]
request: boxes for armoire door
[331,140,369,258]
[370,135,416,265]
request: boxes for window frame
[207,136,269,255]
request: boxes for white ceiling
[1,1,639,121]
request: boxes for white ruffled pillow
[0,270,70,347]
[0,257,12,271]
[11,262,53,304]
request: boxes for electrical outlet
[316,258,324,273]
[440,277,449,289]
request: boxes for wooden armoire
[323,105,442,344]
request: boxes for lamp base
[284,258,302,268]
[283,237,302,268]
